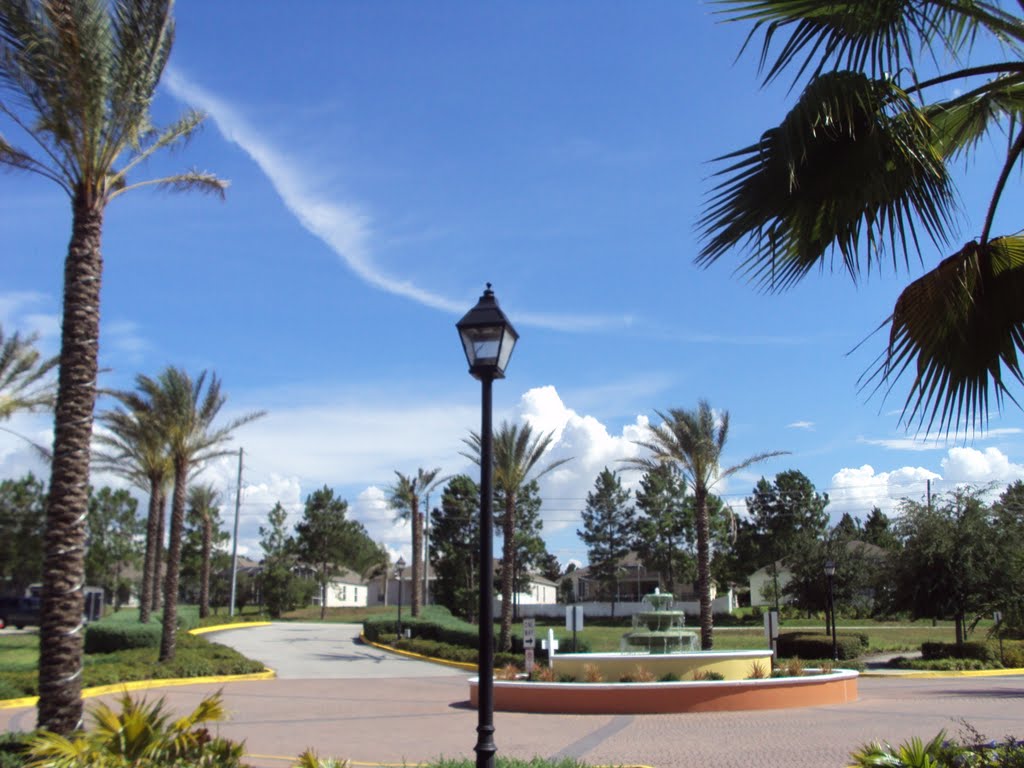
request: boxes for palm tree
[95,398,172,625]
[464,421,570,651]
[387,468,446,617]
[124,368,263,662]
[0,326,56,421]
[626,401,786,650]
[0,0,227,733]
[187,484,220,620]
[701,2,1024,434]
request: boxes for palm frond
[864,235,1024,433]
[926,73,1024,161]
[113,168,228,199]
[714,0,1000,84]
[699,70,954,291]
[0,325,57,419]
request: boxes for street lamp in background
[456,283,519,768]
[824,559,837,662]
[395,556,407,638]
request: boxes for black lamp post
[824,559,837,661]
[395,555,406,638]
[456,283,518,768]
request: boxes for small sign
[524,648,534,674]
[522,618,536,648]
[994,611,1003,624]
[541,637,559,652]
[565,605,584,631]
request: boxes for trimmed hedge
[776,631,866,661]
[84,607,201,654]
[920,641,994,662]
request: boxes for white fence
[494,590,735,620]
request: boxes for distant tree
[85,487,142,607]
[259,502,308,619]
[993,481,1024,631]
[387,468,446,618]
[578,468,636,615]
[746,470,829,611]
[430,475,480,621]
[504,480,550,620]
[862,507,897,550]
[889,488,999,646]
[539,553,562,584]
[294,486,355,620]
[832,513,862,541]
[181,484,228,618]
[464,421,571,651]
[0,473,46,595]
[633,464,690,595]
[628,401,786,649]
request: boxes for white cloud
[787,421,814,431]
[857,436,950,452]
[829,464,940,517]
[941,446,1024,487]
[163,69,629,333]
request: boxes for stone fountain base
[469,667,858,714]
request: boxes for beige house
[314,569,370,608]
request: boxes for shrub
[497,663,521,680]
[747,661,767,679]
[777,631,866,660]
[618,665,656,683]
[84,623,161,653]
[0,731,32,768]
[659,672,680,682]
[532,665,557,682]
[1001,642,1024,668]
[582,664,604,683]
[691,670,724,681]
[921,641,994,662]
[784,657,805,677]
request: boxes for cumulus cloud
[941,446,1024,487]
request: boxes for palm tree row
[1,0,227,734]
[96,368,262,661]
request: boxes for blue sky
[2,2,1023,569]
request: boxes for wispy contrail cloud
[163,69,632,332]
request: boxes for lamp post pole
[824,560,837,662]
[396,556,406,639]
[456,283,518,768]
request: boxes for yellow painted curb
[861,667,1024,679]
[0,669,276,710]
[190,621,273,635]
[359,634,477,671]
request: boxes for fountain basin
[469,668,859,714]
[552,649,772,681]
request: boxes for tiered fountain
[620,588,698,653]
[468,588,859,714]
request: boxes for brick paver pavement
[3,674,1022,767]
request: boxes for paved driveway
[208,622,462,679]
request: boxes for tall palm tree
[626,401,786,650]
[94,398,172,625]
[0,0,227,733]
[187,483,220,620]
[701,2,1024,434]
[0,326,56,421]
[387,468,446,617]
[125,367,263,662]
[464,421,570,651]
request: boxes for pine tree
[578,468,636,615]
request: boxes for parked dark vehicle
[0,596,41,629]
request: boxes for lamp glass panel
[496,327,517,372]
[460,326,502,367]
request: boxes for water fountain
[468,587,859,714]
[619,588,698,653]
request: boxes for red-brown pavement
[2,623,1022,768]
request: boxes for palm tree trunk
[159,461,188,662]
[695,488,713,650]
[499,494,516,652]
[139,481,161,624]
[151,489,165,613]
[38,193,104,734]
[199,517,211,619]
[411,502,422,617]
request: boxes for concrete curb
[359,634,477,671]
[860,666,1024,679]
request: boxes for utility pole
[926,479,932,510]
[229,447,243,617]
